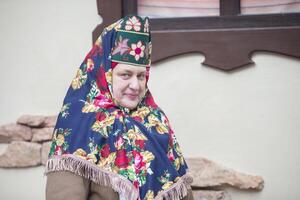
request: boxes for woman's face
[112,63,147,110]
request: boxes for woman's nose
[129,76,139,90]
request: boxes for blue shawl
[46,17,192,200]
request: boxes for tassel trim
[45,155,193,200]
[155,173,193,200]
[45,155,139,200]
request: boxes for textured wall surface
[148,53,300,200]
[1,0,300,200]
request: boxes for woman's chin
[120,99,139,110]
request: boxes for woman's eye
[121,74,130,79]
[138,74,146,80]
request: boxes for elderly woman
[45,15,194,200]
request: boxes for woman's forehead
[114,63,146,73]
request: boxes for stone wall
[0,114,264,199]
[0,115,56,167]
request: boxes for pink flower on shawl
[115,149,129,168]
[96,112,106,121]
[114,136,125,150]
[135,139,145,149]
[168,149,175,162]
[54,146,62,155]
[132,150,146,173]
[100,144,110,158]
[132,116,143,122]
[133,180,139,188]
[87,58,94,72]
[93,93,114,109]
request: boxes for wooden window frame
[93,0,300,70]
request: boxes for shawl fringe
[45,155,139,200]
[45,155,193,200]
[155,174,193,200]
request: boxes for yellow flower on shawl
[106,21,119,31]
[156,124,168,134]
[92,115,116,137]
[127,127,148,141]
[98,157,107,168]
[81,81,102,113]
[148,114,160,125]
[179,156,185,165]
[87,153,97,163]
[112,165,121,174]
[105,115,115,126]
[141,151,155,163]
[174,158,180,171]
[56,134,65,146]
[98,152,116,169]
[146,114,169,134]
[73,148,87,159]
[131,106,150,122]
[71,69,87,90]
[175,144,183,157]
[144,190,154,200]
[162,181,174,190]
[82,102,98,113]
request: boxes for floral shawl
[46,16,192,200]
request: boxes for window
[138,0,220,18]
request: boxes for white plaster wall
[0,0,100,124]
[149,53,300,200]
[0,0,99,199]
[1,1,300,200]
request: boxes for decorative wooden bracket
[151,27,300,70]
[93,0,300,71]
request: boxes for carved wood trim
[123,0,138,16]
[220,0,240,16]
[92,0,122,43]
[150,14,300,30]
[93,0,300,71]
[152,27,300,70]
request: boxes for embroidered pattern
[125,16,141,32]
[129,41,145,61]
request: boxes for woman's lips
[124,93,139,100]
